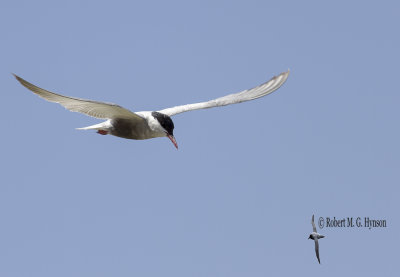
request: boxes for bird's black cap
[152,111,174,135]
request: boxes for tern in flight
[14,70,289,149]
[308,215,325,264]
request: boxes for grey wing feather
[312,215,317,233]
[14,74,142,120]
[158,70,289,117]
[314,239,321,264]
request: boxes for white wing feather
[312,215,317,233]
[158,70,289,117]
[314,239,320,264]
[14,74,143,120]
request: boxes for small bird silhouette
[308,215,325,264]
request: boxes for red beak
[167,134,178,149]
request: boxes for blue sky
[1,0,398,276]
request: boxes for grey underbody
[110,118,160,140]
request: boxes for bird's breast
[110,118,162,140]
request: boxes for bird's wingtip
[279,69,290,79]
[283,68,290,76]
[12,73,22,82]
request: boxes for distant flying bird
[308,215,325,264]
[14,70,289,149]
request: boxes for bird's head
[151,112,178,149]
[308,234,313,240]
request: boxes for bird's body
[309,232,325,240]
[14,70,289,149]
[75,110,178,147]
[79,112,165,140]
[309,215,325,264]
[111,115,157,140]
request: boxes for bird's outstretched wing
[311,215,317,233]
[314,239,321,264]
[14,74,143,120]
[158,70,289,117]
